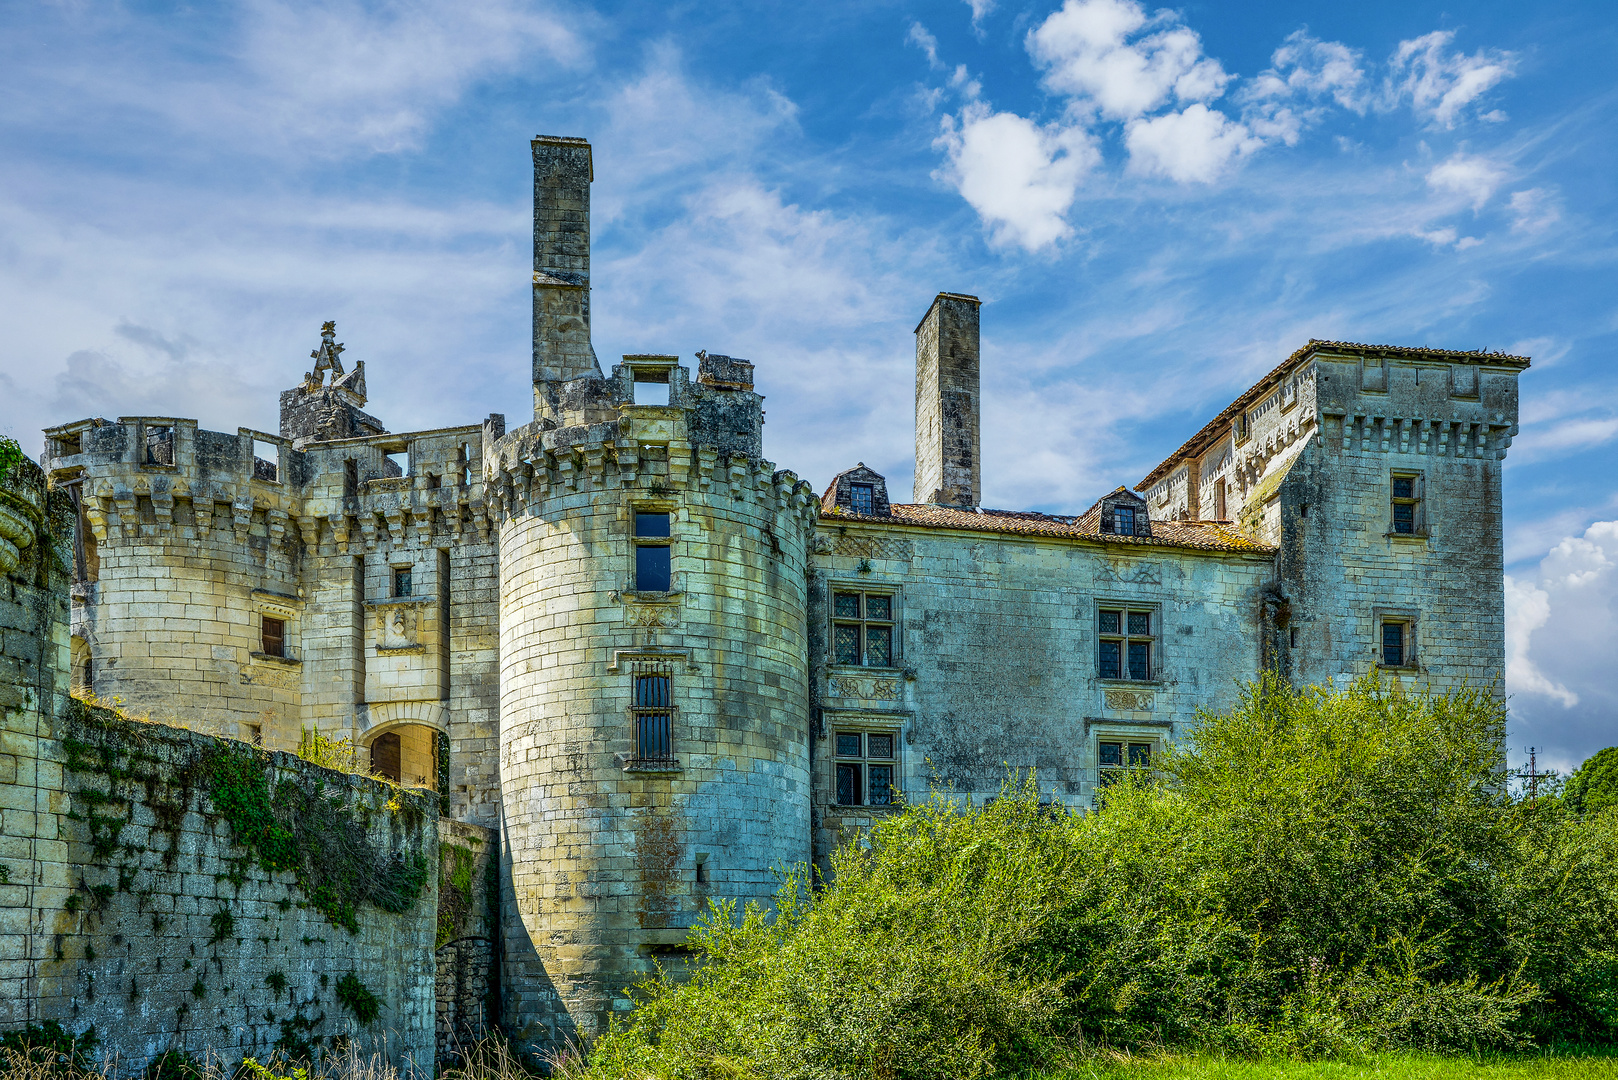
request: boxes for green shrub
[566,677,1618,1080]
[1566,747,1618,816]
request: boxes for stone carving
[832,534,914,561]
[1104,689,1154,711]
[303,321,346,391]
[625,603,679,628]
[826,676,902,701]
[868,680,902,700]
[379,606,418,650]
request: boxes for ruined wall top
[532,136,601,405]
[280,321,387,446]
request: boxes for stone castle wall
[490,367,819,1049]
[0,449,446,1071]
[808,519,1273,862]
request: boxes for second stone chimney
[913,292,982,507]
[532,136,602,420]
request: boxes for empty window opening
[385,451,409,478]
[835,730,897,807]
[849,483,874,516]
[1099,608,1154,681]
[145,425,175,466]
[393,567,413,598]
[370,732,402,782]
[52,432,82,457]
[248,724,263,747]
[1391,474,1421,534]
[1098,740,1153,787]
[694,854,709,884]
[634,511,672,592]
[261,616,286,658]
[1299,503,1308,518]
[1290,626,1299,649]
[344,459,359,498]
[632,669,673,761]
[252,440,279,483]
[633,372,671,406]
[1381,621,1409,667]
[459,442,474,487]
[832,590,895,667]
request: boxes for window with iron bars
[631,664,674,762]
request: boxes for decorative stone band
[1321,413,1518,460]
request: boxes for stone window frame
[390,561,415,598]
[831,718,904,810]
[827,581,902,670]
[140,420,178,470]
[628,497,678,597]
[249,589,302,666]
[1093,729,1162,795]
[1095,600,1162,685]
[1387,470,1428,540]
[1374,607,1421,672]
[623,658,681,773]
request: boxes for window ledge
[622,590,682,602]
[623,758,682,774]
[1384,531,1429,542]
[376,645,426,656]
[249,651,300,667]
[1376,664,1422,674]
[828,664,904,675]
[1095,678,1164,688]
[830,803,901,814]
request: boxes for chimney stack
[913,292,982,507]
[532,136,601,416]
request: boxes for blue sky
[1,0,1613,772]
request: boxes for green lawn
[1045,1049,1618,1080]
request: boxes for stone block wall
[912,293,981,507]
[435,820,498,1063]
[808,519,1273,865]
[0,450,444,1070]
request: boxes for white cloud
[1240,32,1367,145]
[908,22,944,70]
[1125,103,1256,183]
[1507,521,1618,772]
[1385,30,1514,129]
[1509,188,1562,234]
[935,104,1099,249]
[1505,576,1579,707]
[1028,0,1230,121]
[963,0,996,34]
[1426,153,1505,211]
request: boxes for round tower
[491,351,816,1047]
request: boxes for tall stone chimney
[532,136,602,419]
[913,292,982,507]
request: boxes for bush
[564,677,1618,1080]
[1566,747,1618,816]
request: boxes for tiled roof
[818,503,1273,554]
[1138,338,1532,489]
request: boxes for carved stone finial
[306,320,347,388]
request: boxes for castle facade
[41,136,1526,1051]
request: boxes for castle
[34,135,1526,1054]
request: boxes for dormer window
[1112,506,1136,536]
[850,483,874,516]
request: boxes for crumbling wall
[0,450,442,1072]
[435,820,497,1063]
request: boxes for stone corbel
[696,446,717,492]
[112,486,137,539]
[266,507,289,548]
[359,512,379,551]
[384,505,405,545]
[728,456,748,501]
[329,512,350,554]
[583,445,606,487]
[296,515,322,552]
[556,449,577,491]
[231,494,253,543]
[668,440,691,490]
[614,441,639,487]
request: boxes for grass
[1044,1048,1618,1080]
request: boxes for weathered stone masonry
[31,133,1528,1061]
